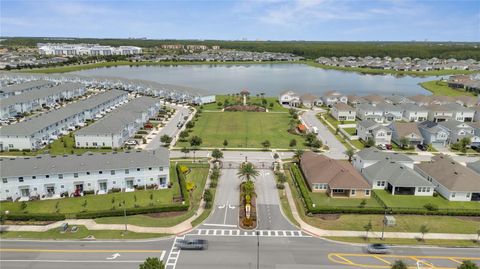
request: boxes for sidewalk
[284,184,479,241]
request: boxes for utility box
[384,215,396,226]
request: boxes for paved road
[144,105,190,150]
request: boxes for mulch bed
[313,214,341,220]
[146,211,185,218]
[224,105,266,112]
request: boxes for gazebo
[240,89,250,106]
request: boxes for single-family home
[389,122,424,147]
[417,121,449,147]
[426,104,455,122]
[362,160,434,196]
[454,96,478,107]
[356,104,384,122]
[444,103,475,122]
[409,95,431,106]
[472,105,480,122]
[300,152,371,198]
[321,90,348,107]
[347,95,367,107]
[363,94,386,105]
[278,90,301,107]
[466,159,480,174]
[331,103,356,121]
[430,96,455,105]
[300,93,322,108]
[376,103,403,122]
[353,147,414,171]
[438,120,480,146]
[356,120,392,146]
[385,95,415,105]
[400,103,429,122]
[415,155,480,201]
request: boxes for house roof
[300,152,370,189]
[363,95,386,104]
[417,121,448,133]
[415,155,480,192]
[400,103,428,112]
[392,122,422,138]
[466,160,480,174]
[333,102,354,111]
[426,104,453,112]
[0,80,54,95]
[0,149,169,178]
[438,120,472,131]
[358,119,379,129]
[279,90,298,97]
[356,103,383,112]
[323,90,344,97]
[444,103,474,113]
[409,95,431,104]
[363,160,433,188]
[356,147,413,162]
[300,93,319,102]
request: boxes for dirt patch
[224,105,266,112]
[313,214,341,220]
[456,216,480,222]
[146,211,185,218]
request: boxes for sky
[1,0,479,41]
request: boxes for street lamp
[256,231,260,269]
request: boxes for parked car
[125,140,138,146]
[377,144,387,150]
[366,244,391,254]
[385,144,393,150]
[417,144,427,151]
[177,239,208,250]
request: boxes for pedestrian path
[165,235,184,269]
[190,228,310,238]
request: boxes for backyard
[176,111,305,148]
[420,80,475,97]
[374,190,480,210]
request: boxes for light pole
[381,209,387,240]
[123,199,127,232]
[256,231,260,269]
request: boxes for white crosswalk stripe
[189,229,310,238]
[165,235,185,269]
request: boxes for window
[159,167,163,171]
[32,176,36,179]
[365,190,371,196]
[58,174,63,179]
[466,193,471,198]
[74,173,78,178]
[350,189,356,196]
[87,183,91,186]
[148,167,152,171]
[125,169,129,174]
[86,172,90,175]
[452,192,456,198]
[111,170,115,175]
[113,181,116,184]
[137,168,140,171]
[45,175,50,178]
[99,171,103,174]
[19,177,24,182]
[34,187,37,191]
[61,185,64,188]
[2,178,7,183]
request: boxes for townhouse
[1,82,86,120]
[299,93,321,108]
[0,149,170,201]
[376,103,403,122]
[363,94,386,105]
[444,103,475,122]
[426,104,454,122]
[331,103,356,121]
[0,90,128,151]
[300,152,371,198]
[415,155,480,201]
[347,95,367,107]
[356,120,392,146]
[389,122,424,147]
[0,80,55,99]
[75,97,161,148]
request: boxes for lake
[72,64,437,96]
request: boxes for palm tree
[345,148,355,162]
[293,149,304,163]
[364,220,373,240]
[237,162,260,182]
[419,224,429,241]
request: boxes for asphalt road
[144,104,190,150]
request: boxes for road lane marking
[223,200,229,224]
[0,260,145,263]
[203,223,237,228]
[373,255,391,265]
[449,258,462,264]
[0,249,163,253]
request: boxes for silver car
[366,244,391,254]
[177,239,208,250]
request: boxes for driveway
[144,105,190,150]
[301,110,347,160]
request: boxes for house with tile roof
[389,122,424,147]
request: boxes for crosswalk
[165,235,184,269]
[191,229,310,238]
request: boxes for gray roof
[400,103,428,112]
[444,103,474,113]
[0,149,169,178]
[438,120,472,131]
[376,103,403,112]
[363,160,433,188]
[356,147,413,162]
[0,80,54,95]
[358,120,379,129]
[357,103,383,112]
[75,97,159,136]
[0,90,127,136]
[417,121,447,134]
[1,82,84,108]
[466,160,480,174]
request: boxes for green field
[374,190,480,210]
[0,225,167,240]
[420,80,475,96]
[176,111,305,148]
[310,192,381,208]
[202,95,288,112]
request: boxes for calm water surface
[72,64,437,96]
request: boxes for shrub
[276,183,285,189]
[109,188,121,193]
[83,190,95,195]
[424,203,439,211]
[204,189,213,203]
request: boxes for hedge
[74,204,188,219]
[1,213,66,222]
[176,164,190,205]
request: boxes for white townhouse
[400,103,429,122]
[444,103,475,122]
[353,147,414,171]
[426,104,455,122]
[0,90,128,151]
[321,90,348,107]
[331,103,356,121]
[1,82,86,120]
[0,80,55,99]
[278,90,301,107]
[0,149,170,201]
[415,155,480,201]
[356,120,392,146]
[75,97,161,148]
[356,104,384,122]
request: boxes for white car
[125,140,138,146]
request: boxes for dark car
[417,144,427,151]
[385,144,393,150]
[177,239,208,250]
[366,243,391,254]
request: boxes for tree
[237,162,260,182]
[365,137,375,147]
[345,148,355,162]
[289,139,297,147]
[391,260,408,269]
[305,133,317,146]
[186,121,194,129]
[160,135,172,146]
[310,139,322,151]
[179,130,189,141]
[211,148,223,162]
[457,260,479,269]
[223,139,228,149]
[243,180,255,197]
[363,220,373,240]
[139,257,165,269]
[419,224,429,241]
[181,146,190,158]
[399,137,409,149]
[293,149,304,163]
[460,137,472,153]
[261,140,271,150]
[189,136,203,162]
[273,153,279,160]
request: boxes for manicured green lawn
[343,127,357,136]
[95,165,209,227]
[323,113,355,128]
[0,225,168,240]
[176,111,305,148]
[420,80,475,97]
[374,190,480,210]
[325,237,480,247]
[350,140,365,150]
[202,95,288,112]
[310,192,381,208]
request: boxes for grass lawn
[350,140,365,150]
[420,80,475,97]
[176,111,305,148]
[0,225,168,240]
[310,192,381,208]
[95,164,209,227]
[323,113,355,128]
[202,95,288,112]
[343,127,357,136]
[374,190,480,210]
[278,189,300,227]
[325,237,480,248]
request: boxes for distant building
[37,43,142,56]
